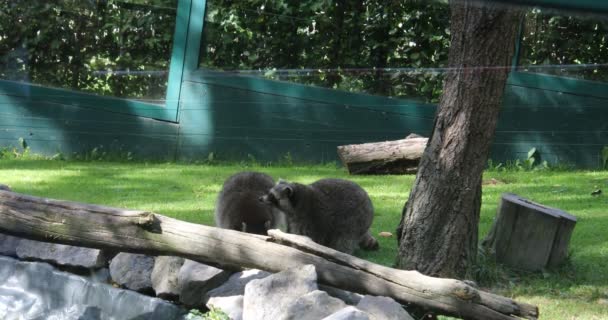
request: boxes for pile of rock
[0,233,413,319]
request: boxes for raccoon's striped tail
[359,231,379,251]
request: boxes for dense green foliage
[200,1,608,102]
[520,9,608,82]
[0,159,606,318]
[1,0,607,104]
[0,0,177,101]
[200,0,451,102]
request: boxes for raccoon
[215,172,287,235]
[260,178,379,254]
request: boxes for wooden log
[0,188,538,320]
[269,231,538,319]
[482,193,577,271]
[336,134,428,175]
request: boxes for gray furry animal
[215,172,286,235]
[260,178,379,254]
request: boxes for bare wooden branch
[0,189,537,320]
[336,135,428,175]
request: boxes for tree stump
[336,134,428,175]
[482,193,577,271]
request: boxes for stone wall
[0,233,414,319]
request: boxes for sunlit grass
[0,159,607,319]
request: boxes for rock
[284,290,347,320]
[0,233,21,257]
[207,295,244,320]
[205,269,271,301]
[151,256,185,300]
[356,295,413,320]
[322,306,370,320]
[109,253,154,293]
[16,239,110,268]
[243,264,318,320]
[87,268,111,283]
[0,256,185,320]
[178,259,231,308]
[203,269,270,320]
[320,284,364,305]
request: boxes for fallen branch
[337,134,428,175]
[0,188,538,320]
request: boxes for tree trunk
[0,188,538,320]
[396,1,523,278]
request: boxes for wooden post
[482,193,577,271]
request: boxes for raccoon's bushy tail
[359,231,379,251]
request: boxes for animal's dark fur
[215,172,286,235]
[261,178,378,254]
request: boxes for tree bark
[0,188,538,320]
[396,1,523,278]
[337,135,428,175]
[482,193,577,271]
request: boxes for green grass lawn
[0,159,607,319]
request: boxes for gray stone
[284,290,347,320]
[151,256,185,300]
[322,306,370,320]
[205,269,271,301]
[356,295,414,320]
[16,239,110,268]
[243,264,318,320]
[320,284,364,305]
[203,269,270,320]
[0,256,185,320]
[0,233,21,257]
[207,295,244,320]
[178,259,231,308]
[86,267,111,283]
[109,253,154,292]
